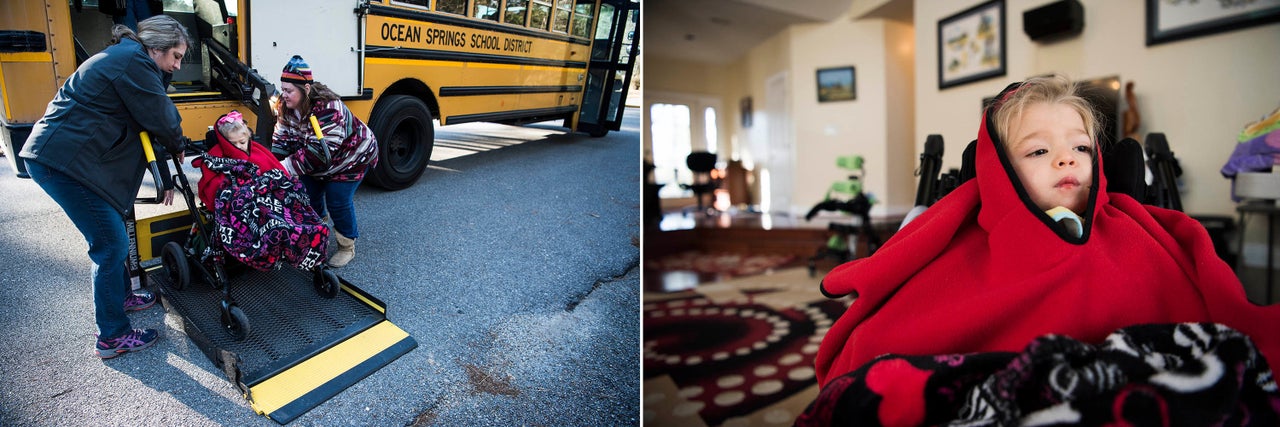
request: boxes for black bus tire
[366,95,434,191]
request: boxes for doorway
[645,95,723,200]
[763,72,794,215]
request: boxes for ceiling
[643,0,913,65]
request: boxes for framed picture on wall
[937,0,1006,90]
[1146,0,1280,46]
[816,66,856,102]
[740,97,753,127]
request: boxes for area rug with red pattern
[642,268,852,426]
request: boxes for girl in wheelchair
[192,110,328,271]
[804,74,1280,424]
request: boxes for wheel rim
[387,118,424,174]
[163,245,185,288]
[223,306,248,340]
[322,270,340,298]
[163,250,179,283]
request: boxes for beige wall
[698,26,793,210]
[715,18,917,217]
[916,0,1280,217]
[641,57,730,97]
[883,20,916,213]
[647,0,1280,218]
[788,20,890,216]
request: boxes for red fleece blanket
[815,85,1280,387]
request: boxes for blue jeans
[26,161,133,339]
[299,176,362,238]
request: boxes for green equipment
[804,155,882,276]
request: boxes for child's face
[228,128,251,152]
[1005,103,1093,214]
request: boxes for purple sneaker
[124,290,156,312]
[95,328,158,359]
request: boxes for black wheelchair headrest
[1103,138,1147,203]
[686,151,717,172]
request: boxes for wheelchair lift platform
[147,264,417,424]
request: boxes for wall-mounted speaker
[1023,0,1084,43]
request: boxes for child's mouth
[1056,177,1081,188]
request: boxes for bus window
[504,0,527,25]
[571,0,593,38]
[592,3,615,61]
[436,0,466,15]
[473,0,499,21]
[529,0,551,30]
[394,0,431,8]
[552,0,572,33]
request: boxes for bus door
[248,0,362,97]
[576,0,638,137]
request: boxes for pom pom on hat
[281,55,312,85]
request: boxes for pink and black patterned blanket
[203,155,328,271]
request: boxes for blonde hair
[992,74,1099,150]
[217,119,251,142]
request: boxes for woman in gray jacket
[20,15,189,359]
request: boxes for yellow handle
[309,115,324,140]
[140,131,157,162]
[140,131,164,202]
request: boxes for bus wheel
[367,95,434,190]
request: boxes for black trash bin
[1192,214,1236,267]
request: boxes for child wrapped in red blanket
[192,111,328,270]
[810,75,1280,422]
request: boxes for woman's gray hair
[110,15,192,52]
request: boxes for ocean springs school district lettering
[379,22,534,53]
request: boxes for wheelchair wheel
[221,303,250,341]
[161,242,189,290]
[314,268,340,299]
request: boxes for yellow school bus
[1,0,639,190]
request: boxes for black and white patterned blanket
[798,323,1279,426]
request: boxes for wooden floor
[642,207,903,293]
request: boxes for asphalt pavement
[0,108,641,426]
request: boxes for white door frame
[763,72,794,215]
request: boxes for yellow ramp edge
[341,286,386,314]
[248,321,411,418]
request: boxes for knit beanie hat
[281,55,313,85]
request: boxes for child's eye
[1027,149,1048,157]
[1075,145,1093,154]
